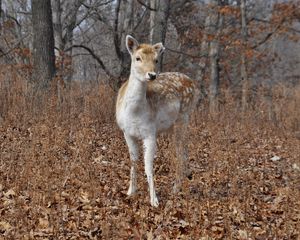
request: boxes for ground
[0,112,299,239]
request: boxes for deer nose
[148,72,156,80]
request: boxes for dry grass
[0,68,299,239]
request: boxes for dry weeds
[0,69,299,239]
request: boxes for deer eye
[155,59,158,64]
[136,57,141,61]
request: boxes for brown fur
[147,73,196,109]
[117,73,196,114]
[116,81,128,110]
[117,36,198,206]
[137,44,155,54]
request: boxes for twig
[0,35,28,58]
[165,47,207,59]
[65,44,114,78]
[137,0,157,11]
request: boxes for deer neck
[124,71,147,105]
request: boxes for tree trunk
[240,0,249,112]
[266,79,276,122]
[52,0,82,83]
[32,0,56,89]
[120,0,134,54]
[52,0,64,84]
[268,40,278,123]
[197,14,211,84]
[149,0,170,72]
[169,0,195,74]
[63,0,82,83]
[52,0,63,51]
[113,0,135,90]
[208,0,222,113]
[209,39,220,113]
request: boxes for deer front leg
[124,133,139,196]
[143,137,159,207]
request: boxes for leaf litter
[0,116,299,239]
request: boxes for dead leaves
[0,221,12,234]
[0,119,299,239]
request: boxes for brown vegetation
[0,68,299,239]
[1,0,299,238]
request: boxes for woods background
[0,0,299,239]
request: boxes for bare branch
[4,13,21,27]
[134,7,147,31]
[165,47,207,59]
[16,11,32,15]
[113,0,122,59]
[0,35,28,58]
[66,44,114,78]
[137,0,157,11]
[81,1,113,28]
[249,17,300,34]
[81,0,114,9]
[251,18,285,49]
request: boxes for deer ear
[126,35,139,55]
[153,42,165,55]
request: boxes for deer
[116,35,199,207]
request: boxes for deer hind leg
[124,133,139,196]
[143,137,159,207]
[173,115,191,193]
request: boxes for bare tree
[196,11,211,88]
[119,0,134,79]
[68,0,144,89]
[240,0,249,112]
[208,0,223,113]
[149,0,170,71]
[0,1,28,64]
[168,0,208,99]
[52,0,84,82]
[32,0,56,88]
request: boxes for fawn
[116,35,198,207]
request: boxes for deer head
[126,35,165,82]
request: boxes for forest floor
[0,109,299,240]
